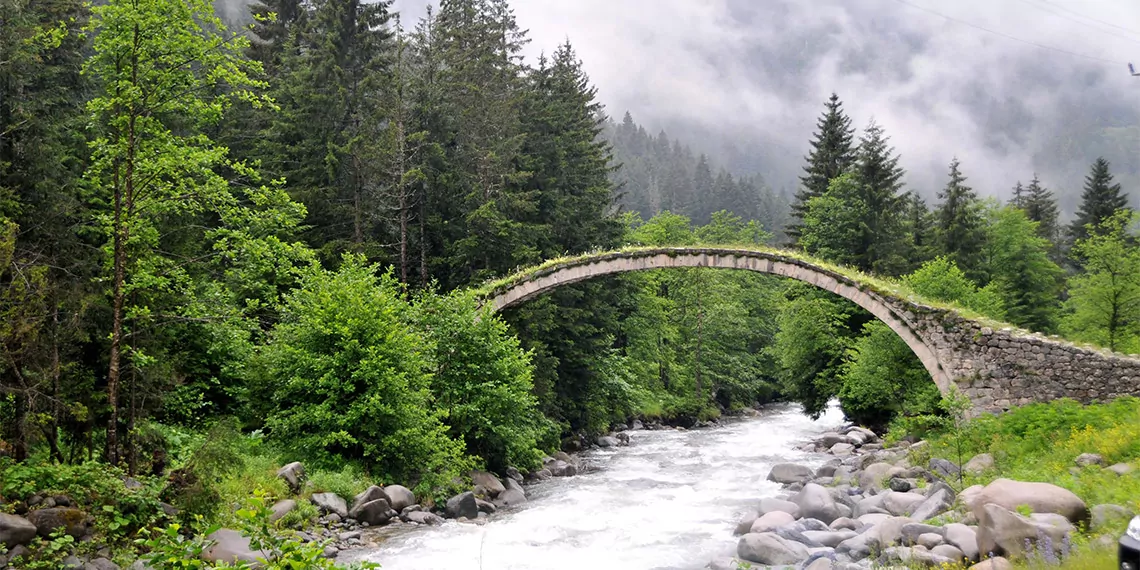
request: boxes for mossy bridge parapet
[481,247,1140,415]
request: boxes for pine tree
[1069,157,1129,244]
[935,158,985,277]
[1022,174,1060,247]
[852,120,907,274]
[1009,181,1025,209]
[691,155,715,225]
[789,93,856,243]
[902,192,935,270]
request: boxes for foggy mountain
[222,0,1140,218]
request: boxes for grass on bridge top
[472,243,1006,326]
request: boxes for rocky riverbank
[714,424,1124,570]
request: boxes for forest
[1,0,1138,564]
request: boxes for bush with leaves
[838,321,940,429]
[903,256,1005,319]
[255,256,471,497]
[413,290,554,473]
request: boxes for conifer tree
[789,93,856,242]
[691,155,715,225]
[1070,157,1129,244]
[902,192,935,270]
[1022,174,1060,247]
[935,158,985,277]
[1008,181,1025,209]
[852,120,907,274]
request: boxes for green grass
[898,397,1140,523]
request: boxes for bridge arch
[483,247,953,394]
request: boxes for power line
[1013,0,1140,47]
[1031,0,1140,39]
[888,0,1128,65]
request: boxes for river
[342,403,846,570]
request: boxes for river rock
[597,436,620,448]
[970,557,1013,570]
[820,433,847,448]
[475,498,496,514]
[404,511,444,526]
[350,499,392,526]
[882,491,926,517]
[84,557,120,570]
[917,533,943,549]
[471,471,506,498]
[734,512,759,535]
[1092,504,1131,530]
[494,488,527,508]
[737,532,810,565]
[853,494,886,518]
[0,514,36,547]
[351,486,389,513]
[269,500,296,523]
[899,523,944,545]
[750,511,796,533]
[830,443,856,457]
[859,462,901,491]
[27,507,89,538]
[865,516,915,549]
[548,460,577,477]
[929,458,960,479]
[203,529,269,566]
[276,462,305,493]
[964,453,994,474]
[804,558,834,570]
[759,497,801,518]
[829,517,862,532]
[795,518,830,532]
[815,460,841,478]
[383,485,416,512]
[976,503,1073,557]
[968,478,1089,523]
[944,523,979,562]
[803,529,857,547]
[910,488,954,522]
[933,544,966,561]
[767,463,814,485]
[795,484,841,524]
[310,493,347,519]
[836,531,874,559]
[1075,453,1105,468]
[445,492,478,519]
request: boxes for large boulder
[976,503,1073,558]
[737,532,810,565]
[802,529,857,547]
[970,558,1013,570]
[1075,453,1105,468]
[350,499,392,526]
[493,488,527,508]
[734,512,759,535]
[596,436,620,448]
[84,558,120,570]
[859,462,901,491]
[276,462,305,493]
[830,443,856,457]
[383,485,416,512]
[350,486,389,515]
[853,494,887,518]
[445,491,479,519]
[820,433,847,448]
[758,497,801,518]
[929,458,961,479]
[899,523,944,546]
[547,460,577,477]
[471,471,506,498]
[269,500,297,523]
[1091,504,1131,531]
[944,523,980,562]
[967,478,1089,524]
[964,454,994,475]
[910,488,954,522]
[864,516,916,549]
[203,529,269,566]
[749,511,796,533]
[794,483,841,524]
[882,491,926,517]
[27,507,89,538]
[0,514,36,547]
[310,493,347,519]
[767,463,814,485]
[1109,463,1134,476]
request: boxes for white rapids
[342,402,845,570]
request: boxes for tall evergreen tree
[935,158,985,277]
[1008,181,1026,209]
[789,93,856,243]
[1022,174,1060,249]
[1069,157,1129,244]
[852,120,907,274]
[902,192,935,270]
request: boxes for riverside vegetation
[2,0,1139,566]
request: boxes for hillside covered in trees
[0,0,1138,566]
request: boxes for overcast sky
[393,0,1139,210]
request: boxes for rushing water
[343,403,846,570]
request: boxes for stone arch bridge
[480,247,1140,415]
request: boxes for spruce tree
[1070,157,1129,243]
[691,155,715,225]
[902,192,935,270]
[789,93,856,243]
[852,120,907,274]
[1008,181,1025,209]
[1022,174,1060,247]
[935,158,985,277]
